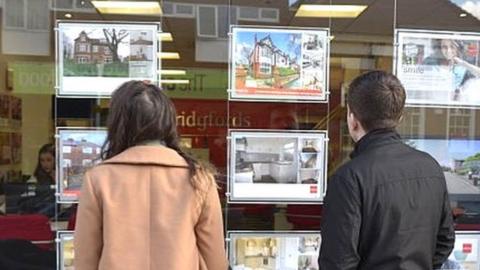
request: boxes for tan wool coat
[74,145,228,270]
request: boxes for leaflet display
[57,128,106,202]
[230,26,329,102]
[228,231,321,270]
[228,130,327,203]
[395,29,480,107]
[57,21,160,97]
[57,231,74,270]
[444,231,480,270]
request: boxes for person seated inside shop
[17,144,56,217]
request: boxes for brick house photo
[62,137,102,189]
[74,31,113,64]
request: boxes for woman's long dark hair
[34,143,55,185]
[101,81,200,179]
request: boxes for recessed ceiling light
[158,70,186,75]
[158,52,180,59]
[295,4,367,18]
[159,32,173,42]
[91,1,162,15]
[65,13,73,18]
[160,79,189,84]
[460,13,468,18]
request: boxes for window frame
[3,0,50,32]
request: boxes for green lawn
[64,59,129,77]
[277,67,298,76]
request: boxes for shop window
[397,108,426,138]
[162,2,195,18]
[197,5,217,38]
[82,147,93,154]
[4,0,49,31]
[260,8,279,21]
[238,6,279,23]
[238,6,259,20]
[52,0,94,11]
[162,2,174,15]
[52,0,74,9]
[27,0,49,31]
[4,0,25,29]
[75,0,93,9]
[175,4,195,18]
[448,109,475,138]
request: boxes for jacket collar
[350,128,401,159]
[101,145,188,168]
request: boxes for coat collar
[350,128,402,159]
[101,145,188,168]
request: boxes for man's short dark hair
[347,70,406,131]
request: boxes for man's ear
[348,112,360,131]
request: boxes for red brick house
[74,31,113,64]
[62,138,102,174]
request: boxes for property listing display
[395,29,480,107]
[230,26,329,102]
[57,231,74,270]
[228,231,321,270]
[56,128,106,202]
[405,139,480,196]
[228,130,328,203]
[443,232,480,270]
[57,21,160,97]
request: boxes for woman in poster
[424,39,480,102]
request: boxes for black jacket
[319,129,455,270]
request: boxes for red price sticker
[463,243,472,253]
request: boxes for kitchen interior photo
[234,135,322,184]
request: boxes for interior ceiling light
[460,13,468,17]
[295,4,367,18]
[159,32,173,42]
[65,13,73,18]
[158,70,186,75]
[160,79,189,84]
[91,1,162,16]
[159,52,180,59]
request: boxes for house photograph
[62,25,131,78]
[235,30,301,90]
[230,233,320,270]
[58,22,159,96]
[130,31,154,61]
[59,130,106,201]
[232,27,328,101]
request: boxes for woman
[30,144,55,185]
[424,39,480,100]
[74,81,227,270]
[19,143,56,216]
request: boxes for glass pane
[5,0,25,28]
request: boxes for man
[318,71,455,270]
